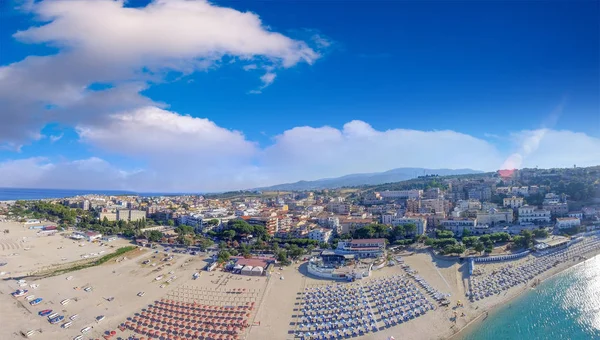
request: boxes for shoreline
[447,247,600,340]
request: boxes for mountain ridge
[255,168,483,191]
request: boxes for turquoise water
[462,255,600,340]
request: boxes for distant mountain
[256,168,483,191]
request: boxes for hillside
[255,168,483,191]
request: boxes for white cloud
[0,157,140,190]
[260,72,277,87]
[49,134,63,143]
[2,120,599,191]
[76,106,261,191]
[77,106,256,160]
[259,120,505,183]
[0,0,322,146]
[503,129,600,169]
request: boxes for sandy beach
[2,219,599,340]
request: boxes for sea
[461,254,600,340]
[0,188,196,201]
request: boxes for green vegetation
[145,230,164,242]
[44,246,137,277]
[351,223,416,243]
[216,250,231,263]
[533,229,549,239]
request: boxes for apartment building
[405,199,420,213]
[421,198,447,214]
[518,206,551,225]
[441,218,477,235]
[117,209,147,222]
[308,228,333,243]
[379,190,422,200]
[543,202,569,217]
[503,196,524,209]
[179,214,203,231]
[556,217,581,230]
[404,212,444,229]
[327,202,351,215]
[476,209,513,225]
[99,212,117,222]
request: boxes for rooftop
[350,238,386,245]
[557,217,580,221]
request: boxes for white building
[476,209,513,225]
[421,199,446,214]
[543,193,561,205]
[456,200,482,211]
[503,196,524,209]
[518,206,551,225]
[307,205,325,214]
[179,214,203,232]
[327,203,351,214]
[85,231,102,242]
[308,228,333,243]
[337,239,386,258]
[379,190,422,200]
[568,211,583,219]
[381,215,427,235]
[556,217,581,229]
[441,219,477,236]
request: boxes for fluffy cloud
[259,121,505,182]
[0,0,322,146]
[0,157,140,190]
[76,107,262,191]
[2,120,599,191]
[502,129,600,169]
[77,106,256,160]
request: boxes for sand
[2,219,599,340]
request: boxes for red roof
[350,238,386,245]
[236,258,268,268]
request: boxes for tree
[443,244,466,255]
[287,244,304,259]
[217,250,231,264]
[512,235,526,248]
[521,230,533,248]
[354,225,376,239]
[474,242,485,254]
[196,237,214,251]
[436,230,454,239]
[276,250,290,265]
[404,223,417,237]
[391,225,406,240]
[462,236,479,248]
[489,232,511,243]
[146,230,164,242]
[167,219,175,227]
[176,225,194,235]
[223,230,236,241]
[533,229,548,239]
[208,219,220,226]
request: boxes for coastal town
[0,166,599,340]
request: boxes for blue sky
[0,0,598,192]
